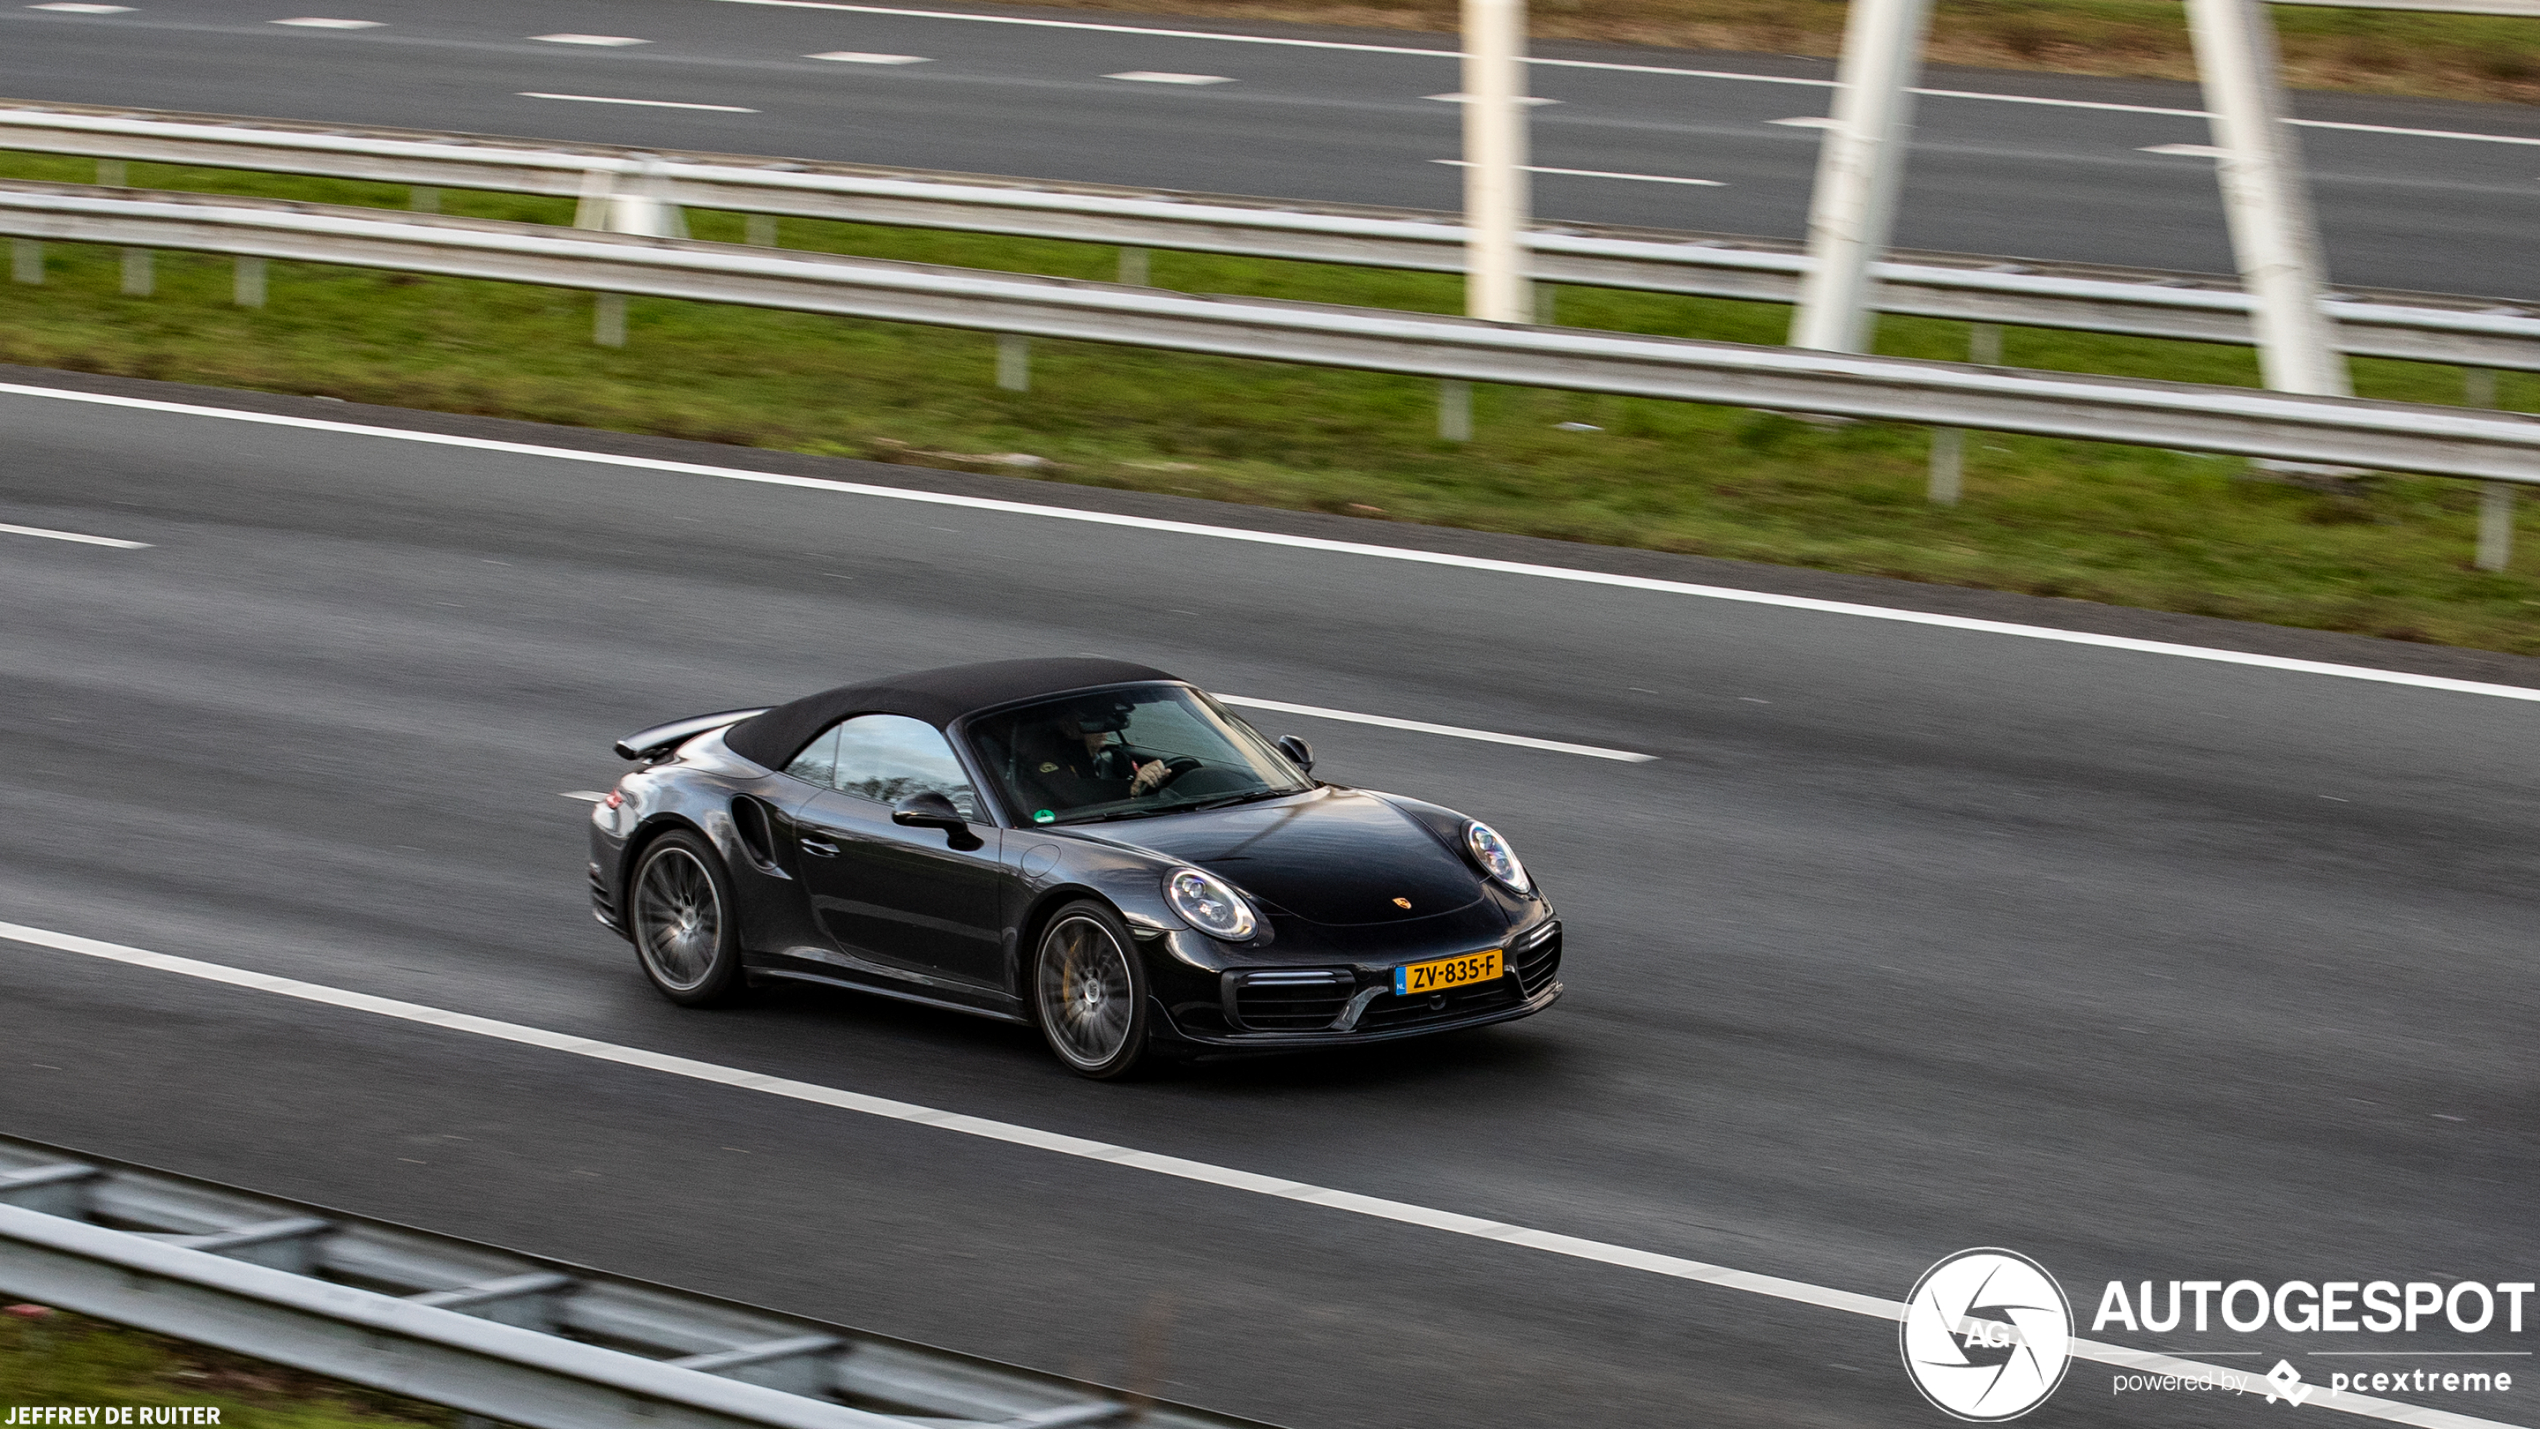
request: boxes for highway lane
[4,0,2539,297]
[0,373,2535,1428]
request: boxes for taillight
[604,789,623,810]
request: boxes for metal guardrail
[0,1134,1272,1429]
[1,181,2535,484]
[3,100,2536,371]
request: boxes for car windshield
[965,684,1312,827]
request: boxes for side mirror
[892,791,982,849]
[1274,735,1314,773]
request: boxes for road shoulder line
[5,376,2538,704]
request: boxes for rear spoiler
[613,708,769,763]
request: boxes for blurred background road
[6,0,2539,295]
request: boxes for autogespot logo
[1902,1249,2076,1421]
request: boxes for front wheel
[629,829,744,1006]
[1032,901,1150,1079]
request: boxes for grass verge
[891,0,2540,106]
[0,1306,451,1429]
[1,155,2536,655]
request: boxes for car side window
[827,714,981,821]
[783,725,843,788]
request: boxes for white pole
[1789,0,1934,353]
[2185,0,2348,398]
[1461,0,1529,324]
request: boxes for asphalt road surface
[0,369,2533,1429]
[4,0,2539,298]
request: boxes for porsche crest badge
[1392,897,1413,909]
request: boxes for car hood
[1108,788,1484,926]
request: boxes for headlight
[1465,821,1531,893]
[1164,867,1257,940]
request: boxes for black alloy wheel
[1032,900,1151,1079]
[630,830,744,1006]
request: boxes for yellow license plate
[1393,949,1502,996]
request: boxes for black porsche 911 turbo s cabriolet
[588,658,1560,1078]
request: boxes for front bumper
[1151,918,1562,1051]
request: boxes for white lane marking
[0,521,150,549]
[804,50,929,62]
[531,33,649,45]
[27,2,132,9]
[1430,159,1722,186]
[1104,70,1235,84]
[7,380,2540,708]
[1769,116,1838,128]
[711,0,1475,56]
[1914,89,2202,120]
[0,920,2518,1429]
[1217,695,1656,761]
[270,16,381,26]
[559,790,608,802]
[519,93,760,112]
[2141,143,2226,156]
[2292,117,2540,146]
[703,1,2540,146]
[1425,92,1559,105]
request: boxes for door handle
[800,838,840,858]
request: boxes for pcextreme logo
[1902,1249,2075,1421]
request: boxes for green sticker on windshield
[1034,809,1055,824]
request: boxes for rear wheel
[629,830,744,1006]
[1032,901,1150,1079]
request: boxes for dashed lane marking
[1217,695,1656,761]
[1431,159,1721,185]
[0,521,149,549]
[518,92,760,111]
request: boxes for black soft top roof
[722,657,1182,769]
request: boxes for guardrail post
[410,186,440,213]
[745,214,778,247]
[1117,247,1150,286]
[2186,0,2348,400]
[119,246,152,296]
[996,334,1030,392]
[9,239,37,285]
[1438,380,1474,441]
[1927,428,1964,505]
[2464,368,2512,570]
[233,255,266,307]
[1927,323,1998,504]
[1461,0,1530,325]
[1789,0,1934,354]
[573,168,614,231]
[2477,483,2515,571]
[594,294,627,347]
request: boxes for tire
[1031,900,1151,1079]
[628,829,745,1007]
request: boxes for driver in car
[1011,699,1181,813]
